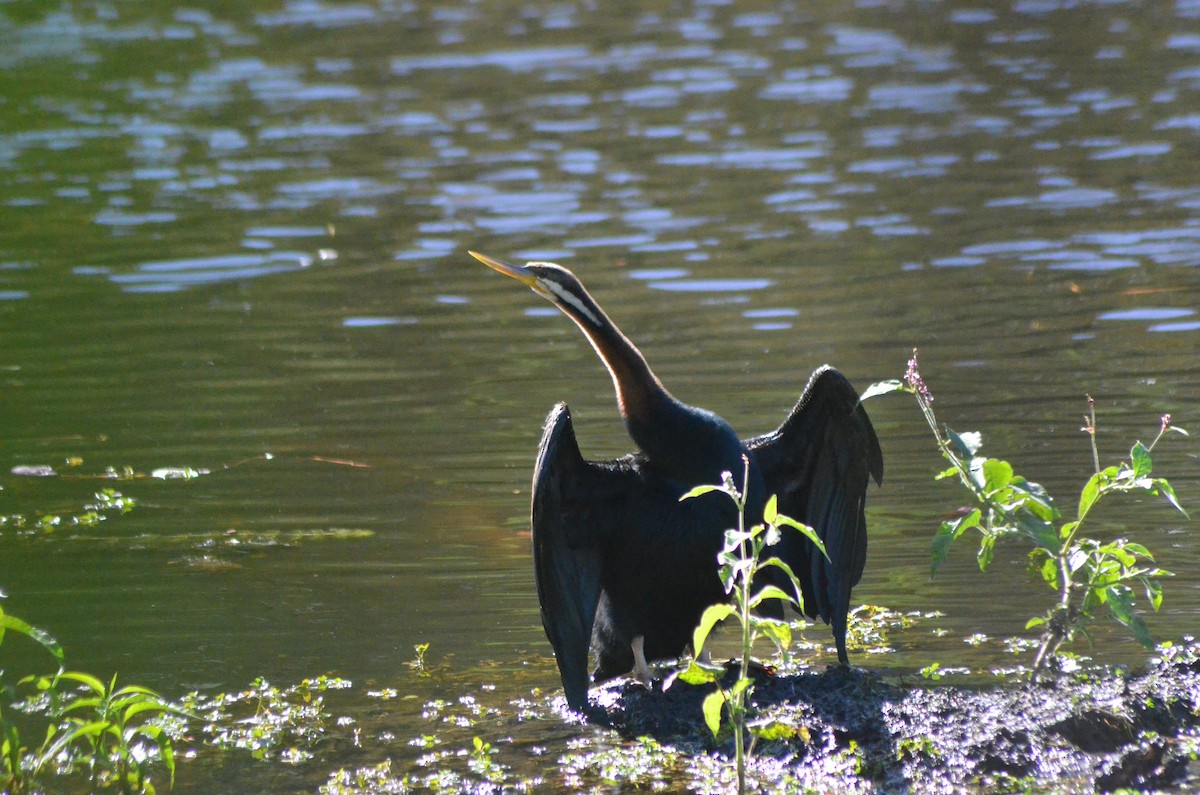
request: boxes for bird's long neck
[560,296,672,429]
[551,278,747,480]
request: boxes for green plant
[1,603,66,795]
[919,662,943,681]
[408,642,431,677]
[466,736,507,785]
[24,670,185,794]
[184,675,350,763]
[668,456,826,795]
[2,488,136,533]
[865,350,1187,679]
[2,599,189,794]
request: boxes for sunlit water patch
[109,253,313,292]
[646,278,773,292]
[343,317,418,328]
[1098,308,1195,322]
[743,307,800,332]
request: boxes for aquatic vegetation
[0,454,325,540]
[25,671,186,793]
[0,487,136,533]
[559,735,681,790]
[864,350,1188,680]
[842,604,934,656]
[407,643,432,677]
[1,602,184,795]
[321,760,411,794]
[183,675,351,762]
[1,603,66,794]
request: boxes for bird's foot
[631,635,654,688]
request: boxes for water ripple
[647,278,773,292]
[1098,308,1195,322]
[111,252,312,292]
[391,46,591,75]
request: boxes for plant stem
[734,457,750,795]
[1086,396,1100,476]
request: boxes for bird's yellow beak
[469,251,540,290]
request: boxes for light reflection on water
[1,0,1199,789]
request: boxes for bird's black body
[471,252,882,712]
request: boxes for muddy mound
[591,643,1200,793]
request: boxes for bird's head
[469,251,602,326]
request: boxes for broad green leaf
[977,533,995,572]
[1167,425,1189,437]
[57,671,107,695]
[671,659,722,687]
[730,677,754,699]
[932,509,979,576]
[763,494,778,524]
[1122,542,1153,560]
[33,720,111,772]
[1130,442,1152,478]
[680,484,721,502]
[981,459,1014,493]
[1009,477,1059,521]
[1039,556,1059,589]
[1025,615,1046,630]
[775,515,827,558]
[859,379,906,401]
[749,585,797,610]
[702,690,725,737]
[157,728,177,787]
[1105,585,1154,648]
[1142,577,1164,611]
[758,556,803,586]
[944,427,983,457]
[1152,478,1187,517]
[930,521,955,577]
[749,719,802,742]
[1015,512,1058,552]
[121,699,173,724]
[692,604,736,656]
[1077,472,1102,521]
[757,557,805,610]
[1103,584,1133,622]
[112,686,162,706]
[0,614,64,664]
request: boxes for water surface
[2,0,1198,790]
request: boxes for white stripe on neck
[541,278,602,326]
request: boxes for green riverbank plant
[668,457,826,794]
[864,350,1187,679]
[1,602,65,794]
[1,601,185,794]
[26,671,183,794]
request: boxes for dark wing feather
[745,366,883,664]
[531,402,643,711]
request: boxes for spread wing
[745,366,883,664]
[531,402,642,712]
